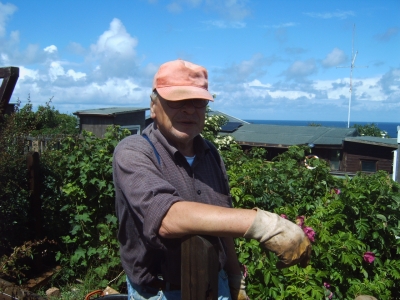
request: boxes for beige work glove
[244,208,312,269]
[228,273,249,300]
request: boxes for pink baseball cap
[152,59,214,101]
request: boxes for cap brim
[156,86,214,101]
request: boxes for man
[113,59,311,300]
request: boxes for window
[329,150,340,171]
[121,125,140,135]
[361,160,376,172]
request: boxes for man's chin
[171,129,198,141]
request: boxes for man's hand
[228,273,249,300]
[244,208,311,268]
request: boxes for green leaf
[376,214,387,222]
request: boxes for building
[73,107,149,137]
[342,136,398,174]
[212,110,397,176]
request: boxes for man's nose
[181,101,196,113]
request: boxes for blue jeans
[127,270,231,300]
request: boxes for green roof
[228,124,358,147]
[344,136,398,148]
[74,107,149,116]
[208,110,250,124]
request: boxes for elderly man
[113,59,311,300]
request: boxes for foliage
[0,239,56,283]
[4,97,78,136]
[50,126,130,288]
[0,99,77,257]
[202,109,235,150]
[222,144,400,299]
[0,101,35,256]
[353,123,389,138]
[1,107,399,299]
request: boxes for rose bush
[2,108,399,299]
[221,143,400,299]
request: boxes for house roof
[208,110,249,133]
[344,136,398,148]
[74,107,149,116]
[208,110,250,124]
[225,124,358,148]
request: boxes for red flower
[363,251,375,263]
[303,226,315,242]
[296,216,305,227]
[323,282,330,289]
[334,188,341,195]
[241,264,248,278]
[280,214,288,219]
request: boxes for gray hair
[150,89,159,102]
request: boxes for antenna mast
[337,24,368,128]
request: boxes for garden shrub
[1,106,399,299]
[222,144,400,299]
[50,126,130,288]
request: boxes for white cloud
[285,59,317,80]
[304,10,355,19]
[0,2,17,37]
[46,61,87,82]
[1,53,9,64]
[322,48,347,68]
[312,76,387,101]
[89,18,139,78]
[202,20,246,29]
[246,79,315,100]
[248,79,271,89]
[264,22,298,29]
[66,69,86,81]
[19,66,40,81]
[214,53,272,84]
[48,61,65,82]
[205,0,250,21]
[374,27,399,42]
[167,2,182,13]
[44,45,58,54]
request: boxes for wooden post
[0,67,19,117]
[181,235,219,300]
[27,152,42,239]
[26,152,43,272]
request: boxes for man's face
[151,95,207,149]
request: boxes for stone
[354,296,378,300]
[103,286,119,295]
[46,287,61,298]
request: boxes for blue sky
[1,0,399,122]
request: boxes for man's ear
[150,99,156,118]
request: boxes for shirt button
[197,190,201,195]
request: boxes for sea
[243,120,400,138]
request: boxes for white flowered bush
[201,110,236,150]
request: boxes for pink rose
[334,188,341,195]
[242,264,248,278]
[296,216,305,228]
[323,282,333,299]
[303,226,315,242]
[363,251,375,263]
[280,214,288,219]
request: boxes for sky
[0,0,399,122]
